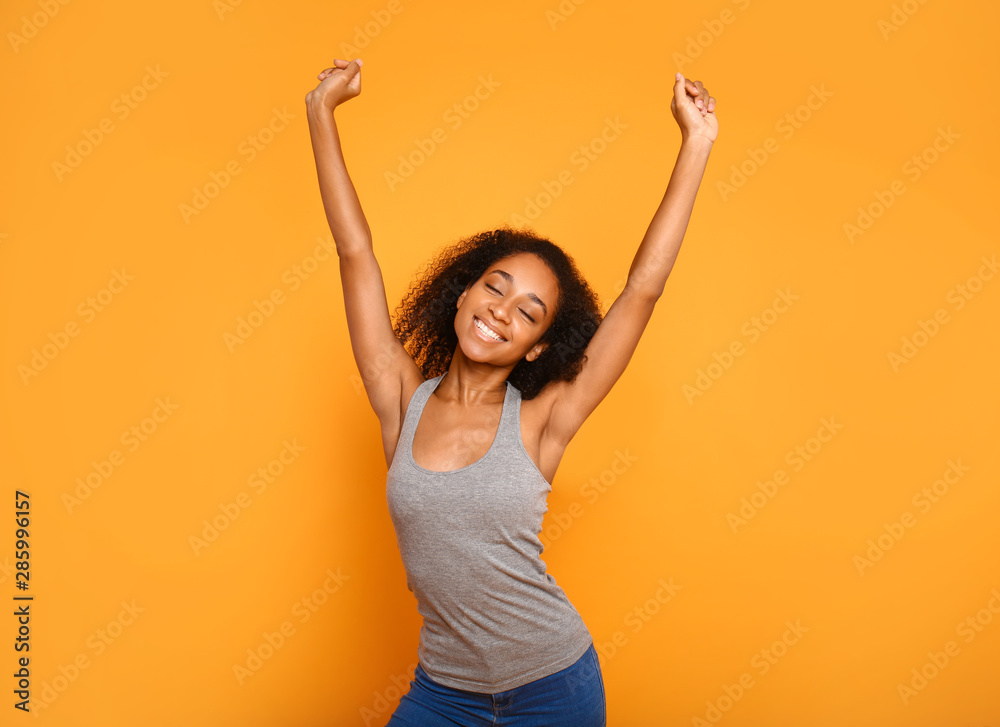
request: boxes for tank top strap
[496,380,534,473]
[399,374,525,474]
[498,378,522,442]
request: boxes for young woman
[306,58,717,727]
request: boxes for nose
[488,299,510,323]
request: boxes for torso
[383,375,567,484]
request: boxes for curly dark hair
[391,225,604,400]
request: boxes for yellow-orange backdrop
[2,0,998,725]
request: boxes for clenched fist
[305,58,363,114]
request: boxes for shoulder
[399,370,436,419]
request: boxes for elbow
[327,228,374,260]
[338,244,377,266]
[624,279,663,303]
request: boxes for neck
[437,360,509,407]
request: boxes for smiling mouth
[474,316,507,342]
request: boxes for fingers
[677,75,715,115]
[696,82,715,114]
[319,58,362,81]
[331,58,362,70]
[678,76,704,99]
[691,80,706,112]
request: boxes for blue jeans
[385,642,606,726]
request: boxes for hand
[671,74,718,144]
[305,58,363,113]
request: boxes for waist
[417,618,594,693]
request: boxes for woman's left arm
[541,74,717,447]
[627,75,716,298]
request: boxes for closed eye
[485,283,536,323]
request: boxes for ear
[526,342,549,361]
[456,288,468,309]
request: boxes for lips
[474,316,506,342]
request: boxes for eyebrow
[489,269,548,317]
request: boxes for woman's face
[455,253,560,365]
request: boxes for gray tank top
[386,373,593,693]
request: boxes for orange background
[2,0,999,725]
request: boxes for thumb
[673,72,687,104]
[344,57,363,79]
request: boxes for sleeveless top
[385,373,594,693]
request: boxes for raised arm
[541,74,718,447]
[306,59,419,426]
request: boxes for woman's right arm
[305,59,419,425]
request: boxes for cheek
[523,323,546,347]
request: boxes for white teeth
[475,317,505,341]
